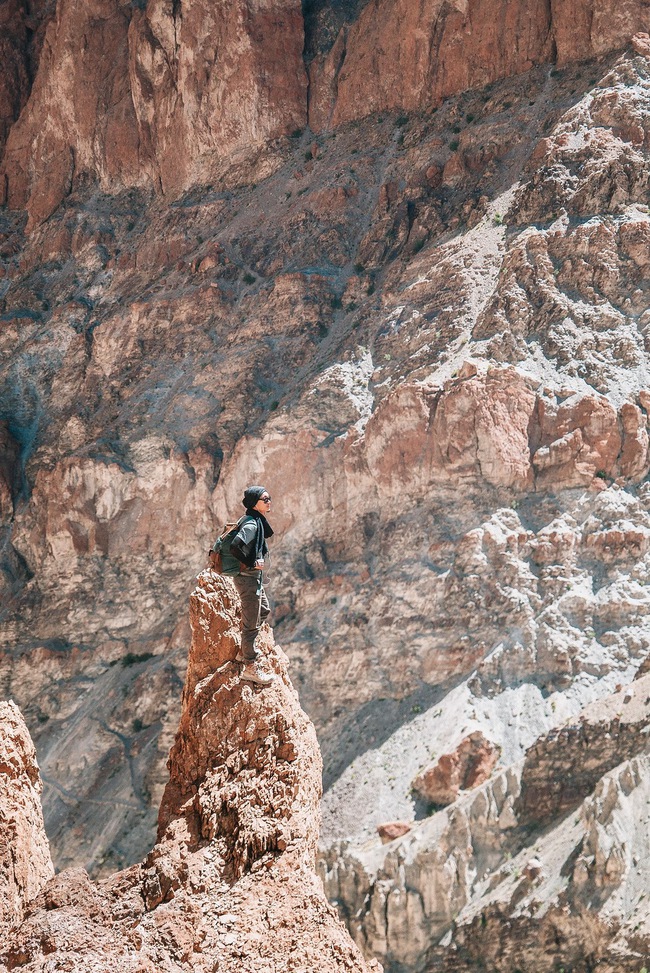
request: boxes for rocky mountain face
[0,575,378,973]
[2,0,650,227]
[321,671,650,972]
[1,1,650,970]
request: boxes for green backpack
[209,516,251,576]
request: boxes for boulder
[412,731,501,806]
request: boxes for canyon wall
[1,2,650,971]
[309,0,650,128]
[2,0,650,226]
[1,40,650,878]
[1,0,307,227]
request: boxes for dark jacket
[230,511,273,569]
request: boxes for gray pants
[233,572,270,661]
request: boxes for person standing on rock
[230,485,275,687]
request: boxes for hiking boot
[240,663,274,687]
[235,650,259,663]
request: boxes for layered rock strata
[1,573,378,973]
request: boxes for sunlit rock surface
[0,701,53,939]
[1,576,378,973]
[0,4,650,970]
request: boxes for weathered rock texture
[0,575,378,973]
[321,675,650,973]
[0,0,53,160]
[1,0,307,227]
[308,0,650,129]
[2,43,650,882]
[0,701,53,939]
[1,12,650,973]
[412,731,501,807]
[2,0,650,224]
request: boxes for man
[230,485,275,687]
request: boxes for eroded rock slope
[321,672,650,972]
[0,1,649,946]
[0,700,53,940]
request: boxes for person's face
[253,492,272,514]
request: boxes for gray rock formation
[321,675,650,973]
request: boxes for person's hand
[255,558,265,569]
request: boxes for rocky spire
[0,573,379,972]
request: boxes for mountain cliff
[1,3,650,971]
[2,0,650,226]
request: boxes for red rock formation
[0,1,31,160]
[2,0,650,227]
[1,575,378,973]
[159,571,323,880]
[1,33,650,900]
[308,0,555,129]
[308,0,650,129]
[377,822,412,844]
[1,0,306,227]
[631,31,650,56]
[531,391,623,488]
[0,701,54,938]
[552,2,650,63]
[412,731,501,806]
[220,367,650,522]
[0,0,53,160]
[127,0,307,195]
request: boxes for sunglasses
[260,496,271,502]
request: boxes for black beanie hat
[242,485,268,509]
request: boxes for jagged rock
[412,731,501,806]
[159,571,323,881]
[2,0,649,227]
[1,20,650,924]
[0,701,54,938]
[631,31,650,57]
[1,0,306,227]
[1,575,378,973]
[516,675,650,828]
[319,764,524,970]
[0,0,53,158]
[425,747,650,972]
[321,675,650,973]
[309,0,650,128]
